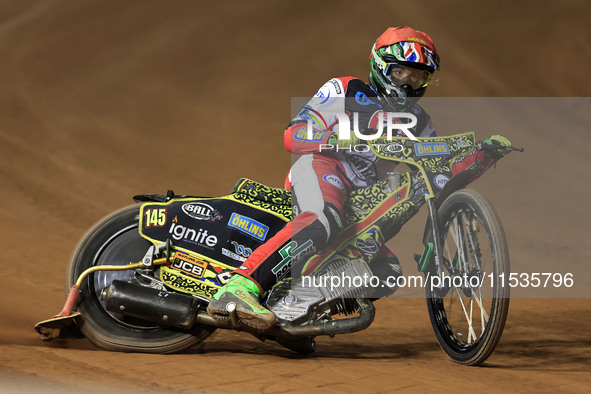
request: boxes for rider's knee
[294,202,343,250]
[369,251,403,298]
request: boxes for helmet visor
[385,63,434,90]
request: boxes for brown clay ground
[0,1,589,392]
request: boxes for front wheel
[425,189,510,365]
[67,205,216,353]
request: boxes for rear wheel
[426,189,509,365]
[67,205,215,353]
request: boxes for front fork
[416,198,443,278]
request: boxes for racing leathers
[233,76,500,296]
[233,76,432,294]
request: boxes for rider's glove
[329,132,360,149]
[481,135,512,159]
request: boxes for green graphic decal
[272,240,315,279]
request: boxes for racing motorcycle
[35,132,522,366]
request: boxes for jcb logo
[172,252,208,279]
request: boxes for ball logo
[382,142,404,154]
[323,174,345,192]
[182,202,221,222]
[434,174,450,189]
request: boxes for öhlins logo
[227,213,269,242]
[414,142,450,157]
[294,127,328,142]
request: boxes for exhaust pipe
[103,280,375,337]
[193,298,375,337]
[278,298,375,337]
[103,280,199,329]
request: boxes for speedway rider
[207,26,512,330]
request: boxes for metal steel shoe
[207,275,276,331]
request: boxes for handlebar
[476,141,525,154]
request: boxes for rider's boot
[207,274,276,331]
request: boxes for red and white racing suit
[235,77,496,295]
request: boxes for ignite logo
[169,222,218,247]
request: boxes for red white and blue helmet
[369,26,440,109]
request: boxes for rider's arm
[284,79,349,154]
[452,135,512,182]
[284,121,337,154]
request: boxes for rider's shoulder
[409,103,436,137]
[316,77,372,97]
[409,102,432,119]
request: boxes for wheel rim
[88,223,162,330]
[432,205,497,353]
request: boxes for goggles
[384,63,434,90]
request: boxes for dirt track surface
[1,1,590,393]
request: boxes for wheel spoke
[469,298,475,343]
[453,216,466,269]
[474,286,490,326]
[459,212,472,272]
[454,286,477,343]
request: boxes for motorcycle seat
[231,178,292,206]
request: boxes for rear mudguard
[137,179,292,298]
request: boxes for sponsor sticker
[434,174,450,189]
[272,240,315,279]
[227,213,269,242]
[414,142,450,157]
[294,127,329,142]
[168,222,218,248]
[356,238,380,257]
[393,185,409,203]
[354,91,381,106]
[172,252,208,279]
[382,142,404,154]
[144,208,167,228]
[314,85,331,104]
[215,270,233,285]
[323,174,345,192]
[182,202,222,222]
[221,240,252,263]
[454,139,469,148]
[329,79,342,94]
